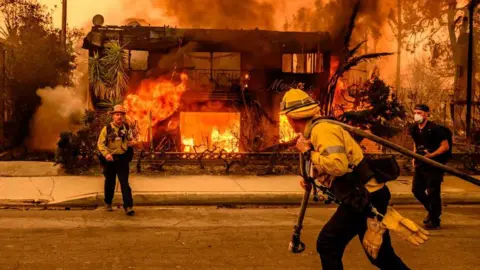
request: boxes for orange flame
[279,115,296,143]
[211,128,239,152]
[329,56,340,80]
[182,137,195,152]
[182,127,239,153]
[124,74,188,141]
[179,112,240,153]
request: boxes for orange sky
[39,0,312,31]
[39,0,466,86]
[39,0,156,30]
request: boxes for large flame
[124,74,188,141]
[182,137,195,152]
[179,112,240,153]
[211,128,239,152]
[182,128,239,153]
[279,114,296,143]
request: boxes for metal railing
[133,151,480,174]
[184,69,249,91]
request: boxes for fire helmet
[280,88,320,119]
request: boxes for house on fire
[82,19,336,152]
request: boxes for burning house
[82,17,334,153]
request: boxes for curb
[1,192,480,208]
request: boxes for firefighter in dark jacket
[410,104,450,229]
[97,105,136,216]
[281,89,428,270]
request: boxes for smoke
[26,85,86,152]
[288,0,394,42]
[121,0,278,30]
[26,38,90,152]
[287,0,401,84]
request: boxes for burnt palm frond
[324,52,393,115]
[329,53,394,86]
[343,0,361,52]
[347,40,366,59]
[96,98,124,110]
[340,53,393,74]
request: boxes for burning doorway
[180,112,240,153]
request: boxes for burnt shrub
[55,110,108,174]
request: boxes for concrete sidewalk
[0,162,64,177]
[0,174,479,207]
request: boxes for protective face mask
[414,114,424,124]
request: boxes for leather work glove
[362,217,387,259]
[296,135,312,153]
[381,207,430,246]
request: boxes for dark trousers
[102,154,134,209]
[317,186,409,270]
[412,167,443,222]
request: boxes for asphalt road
[0,205,479,270]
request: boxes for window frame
[281,53,323,74]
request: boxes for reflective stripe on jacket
[304,118,384,193]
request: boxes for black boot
[125,207,135,216]
[423,214,430,224]
[424,219,440,230]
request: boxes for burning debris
[180,112,240,153]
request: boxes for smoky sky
[123,0,277,30]
[290,0,392,41]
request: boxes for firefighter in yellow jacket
[281,89,427,269]
[97,105,136,216]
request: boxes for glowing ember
[330,56,340,80]
[211,128,239,152]
[179,112,240,153]
[181,127,239,153]
[182,137,194,152]
[124,74,188,141]
[279,114,296,143]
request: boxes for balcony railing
[184,69,249,91]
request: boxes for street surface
[0,205,479,269]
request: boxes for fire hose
[288,119,480,254]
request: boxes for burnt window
[183,52,242,88]
[184,52,241,70]
[282,53,323,74]
[129,50,149,71]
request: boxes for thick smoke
[26,44,90,152]
[122,0,277,30]
[287,0,400,84]
[26,86,86,151]
[289,0,394,41]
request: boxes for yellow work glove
[381,207,430,246]
[362,217,387,259]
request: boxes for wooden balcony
[182,69,250,101]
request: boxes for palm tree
[88,51,107,99]
[323,2,393,116]
[88,39,129,103]
[101,40,129,99]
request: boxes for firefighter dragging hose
[281,88,431,269]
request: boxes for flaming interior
[124,74,188,141]
[180,112,240,153]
